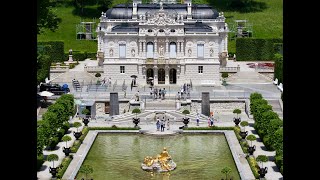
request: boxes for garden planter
[183,118,190,127]
[73,132,82,140]
[63,147,71,156]
[233,117,241,126]
[49,167,58,178]
[239,131,248,139]
[258,167,268,178]
[83,118,89,126]
[133,118,140,127]
[247,145,256,155]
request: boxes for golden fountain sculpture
[141,147,177,172]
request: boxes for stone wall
[191,102,245,113]
[50,72,64,80]
[183,64,220,85]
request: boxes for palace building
[96,0,228,86]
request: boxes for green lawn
[37,2,99,53]
[38,0,282,54]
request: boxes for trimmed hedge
[64,51,97,61]
[247,156,260,179]
[250,92,283,173]
[184,126,234,130]
[236,38,283,61]
[274,53,283,84]
[38,41,65,62]
[57,156,73,178]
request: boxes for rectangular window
[197,44,204,58]
[120,66,125,73]
[198,66,203,74]
[119,44,126,58]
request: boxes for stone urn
[183,118,190,127]
[239,131,248,140]
[258,167,268,178]
[233,117,241,126]
[247,145,256,155]
[133,117,140,127]
[83,118,89,126]
[63,147,71,156]
[73,131,82,140]
[49,167,58,178]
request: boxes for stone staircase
[267,99,283,119]
[227,71,272,84]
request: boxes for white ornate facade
[96,0,228,86]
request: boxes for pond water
[76,133,240,180]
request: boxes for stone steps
[227,72,272,84]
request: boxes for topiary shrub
[95,72,101,78]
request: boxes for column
[165,39,169,58]
[177,40,181,57]
[224,34,228,52]
[154,39,158,58]
[139,40,142,56]
[110,92,119,116]
[153,66,158,84]
[181,40,185,56]
[165,65,169,85]
[201,92,210,117]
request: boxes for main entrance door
[158,68,165,84]
[146,68,154,84]
[169,68,177,84]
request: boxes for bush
[38,41,64,62]
[48,137,59,150]
[62,122,70,132]
[221,72,228,79]
[37,154,44,171]
[71,140,81,153]
[64,51,97,61]
[79,127,89,142]
[57,128,66,140]
[57,156,73,178]
[236,38,283,61]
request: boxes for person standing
[160,119,164,132]
[196,113,200,126]
[167,119,170,130]
[156,119,160,131]
[207,117,211,127]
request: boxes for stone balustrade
[219,66,240,72]
[84,66,104,72]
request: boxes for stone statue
[69,49,72,55]
[160,2,163,10]
[210,48,214,57]
[109,49,113,57]
[131,49,135,57]
[188,49,192,57]
[159,45,164,56]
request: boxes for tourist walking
[208,117,211,127]
[162,88,166,99]
[159,89,162,99]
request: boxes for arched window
[169,42,177,58]
[147,42,154,58]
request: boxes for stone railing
[219,66,240,72]
[84,66,104,72]
[50,63,69,72]
[255,68,274,72]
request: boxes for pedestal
[201,92,210,117]
[110,92,119,116]
[68,55,73,62]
